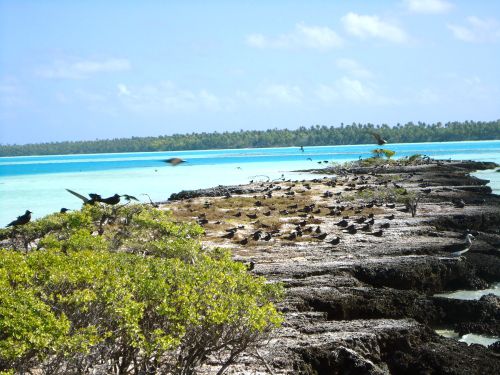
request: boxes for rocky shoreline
[165,159,500,374]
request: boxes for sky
[0,0,499,145]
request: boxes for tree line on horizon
[1,120,499,156]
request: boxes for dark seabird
[221,231,235,239]
[446,234,475,257]
[121,194,139,202]
[327,237,341,245]
[380,222,390,229]
[100,194,121,205]
[164,157,186,166]
[335,219,349,227]
[234,211,242,217]
[246,213,258,219]
[239,238,249,245]
[246,261,255,271]
[6,210,32,227]
[369,230,383,237]
[263,211,271,216]
[285,232,297,241]
[307,157,313,161]
[313,232,328,240]
[385,214,395,220]
[60,208,70,213]
[370,131,387,146]
[66,189,100,205]
[300,146,304,152]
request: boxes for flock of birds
[5,131,475,259]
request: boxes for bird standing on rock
[6,210,32,227]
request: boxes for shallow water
[1,140,499,227]
[435,329,499,347]
[434,283,500,300]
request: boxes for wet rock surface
[166,160,500,374]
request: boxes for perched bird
[239,238,249,245]
[164,158,186,166]
[60,208,70,213]
[370,132,387,146]
[6,210,32,227]
[100,194,121,205]
[327,237,341,245]
[66,189,100,205]
[221,231,235,239]
[385,214,395,220]
[313,232,328,240]
[300,146,304,152]
[369,230,384,237]
[246,213,258,219]
[246,261,255,271]
[335,219,349,227]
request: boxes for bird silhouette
[370,131,387,146]
[60,208,70,213]
[164,158,186,166]
[66,189,100,205]
[100,194,121,205]
[6,210,32,227]
[327,237,340,245]
[121,194,139,202]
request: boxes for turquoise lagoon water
[1,140,499,227]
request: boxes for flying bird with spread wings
[164,158,186,166]
[370,131,387,146]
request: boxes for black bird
[221,231,235,239]
[452,198,466,208]
[6,210,32,227]
[262,232,272,241]
[60,208,70,213]
[66,189,100,205]
[252,230,262,240]
[285,232,297,241]
[386,203,396,209]
[307,157,313,161]
[314,226,322,234]
[335,219,349,227]
[100,194,121,205]
[246,261,255,271]
[370,132,387,146]
[369,230,384,237]
[246,213,258,219]
[380,222,390,229]
[385,214,395,220]
[234,211,242,217]
[313,232,328,240]
[327,237,341,245]
[121,194,139,202]
[164,157,186,166]
[239,238,249,245]
[300,146,304,152]
[263,211,271,216]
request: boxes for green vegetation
[0,205,283,374]
[1,120,499,156]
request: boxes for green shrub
[0,205,283,374]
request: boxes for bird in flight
[164,158,186,166]
[370,132,387,146]
[6,210,32,227]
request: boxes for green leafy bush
[0,205,283,374]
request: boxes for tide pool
[1,140,499,227]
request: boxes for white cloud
[341,12,409,43]
[315,77,396,105]
[448,16,500,43]
[38,58,131,79]
[246,23,343,50]
[264,84,303,103]
[115,81,224,113]
[336,58,373,78]
[404,0,453,14]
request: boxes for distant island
[1,120,499,157]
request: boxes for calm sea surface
[1,140,499,227]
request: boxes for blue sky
[1,0,499,145]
